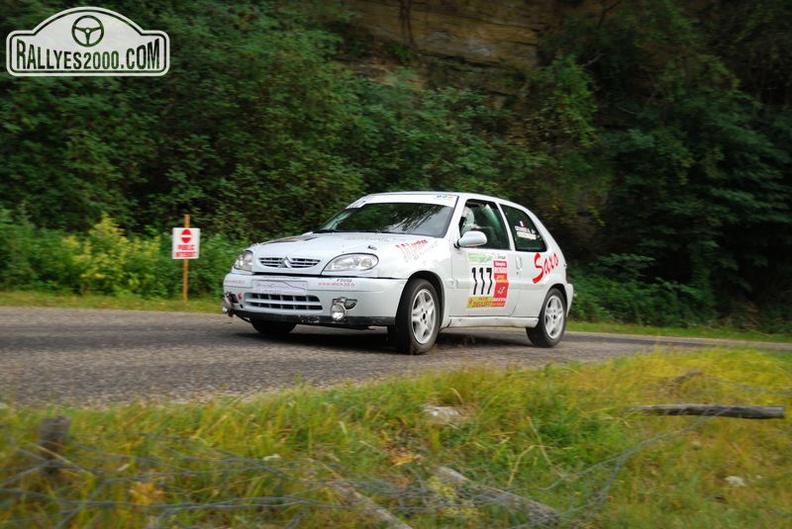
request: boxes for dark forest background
[1,0,790,331]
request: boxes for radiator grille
[246,293,322,311]
[259,257,321,269]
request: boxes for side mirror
[457,230,488,248]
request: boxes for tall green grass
[1,349,789,528]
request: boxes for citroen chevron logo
[280,257,292,268]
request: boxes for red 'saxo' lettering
[532,253,559,284]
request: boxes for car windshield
[317,202,454,238]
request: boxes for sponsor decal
[532,253,559,284]
[466,252,492,264]
[466,252,507,264]
[515,225,539,240]
[344,234,402,242]
[397,239,431,261]
[466,259,509,309]
[253,280,306,296]
[433,194,457,205]
[317,279,357,289]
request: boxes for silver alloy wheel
[543,294,565,340]
[411,289,437,344]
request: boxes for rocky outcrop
[342,0,593,71]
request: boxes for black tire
[390,279,440,355]
[251,320,296,336]
[526,287,566,348]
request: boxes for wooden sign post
[172,214,200,303]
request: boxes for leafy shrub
[570,254,716,327]
[58,215,164,295]
[571,274,715,327]
[0,208,66,292]
[0,212,243,299]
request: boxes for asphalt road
[1,306,789,405]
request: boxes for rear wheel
[390,279,440,355]
[251,320,296,336]
[526,288,566,348]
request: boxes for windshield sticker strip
[354,194,459,207]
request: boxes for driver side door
[448,199,520,317]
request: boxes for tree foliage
[0,0,789,327]
[543,0,791,320]
[1,0,368,239]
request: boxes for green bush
[0,211,242,299]
[59,215,163,295]
[0,208,67,292]
[569,254,716,327]
[571,274,715,327]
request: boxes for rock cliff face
[342,0,592,71]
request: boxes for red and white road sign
[172,227,200,259]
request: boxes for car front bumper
[222,273,407,327]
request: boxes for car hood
[247,232,444,275]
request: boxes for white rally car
[223,192,573,354]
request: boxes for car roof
[363,191,530,211]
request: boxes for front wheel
[251,320,296,336]
[526,288,566,348]
[390,279,440,355]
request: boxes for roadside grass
[2,290,790,343]
[1,348,790,528]
[0,290,218,314]
[567,321,792,343]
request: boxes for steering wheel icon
[72,15,104,47]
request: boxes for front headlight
[233,250,254,272]
[324,253,378,272]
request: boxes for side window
[503,205,547,252]
[460,200,510,250]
